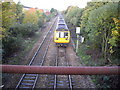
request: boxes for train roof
[58,24,66,28]
[58,19,65,24]
[56,23,69,31]
[57,23,68,28]
[56,15,69,31]
[58,15,63,19]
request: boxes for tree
[2,1,18,58]
[50,8,58,16]
[65,6,83,26]
[50,8,55,13]
[23,10,38,24]
[1,1,16,40]
[16,1,23,23]
[2,2,16,30]
[84,2,119,59]
[109,17,120,58]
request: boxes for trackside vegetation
[63,0,119,88]
[1,1,57,63]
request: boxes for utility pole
[76,27,80,53]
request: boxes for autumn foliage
[1,1,55,60]
[64,1,119,60]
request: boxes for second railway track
[15,17,57,89]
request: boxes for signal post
[76,27,80,53]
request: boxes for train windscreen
[56,32,68,38]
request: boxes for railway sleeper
[24,76,36,79]
[19,86,32,88]
[21,83,33,86]
[26,74,37,76]
[23,80,35,82]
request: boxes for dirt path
[66,43,95,88]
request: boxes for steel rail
[65,49,73,90]
[15,17,57,89]
[64,49,73,90]
[68,75,72,89]
[53,47,58,90]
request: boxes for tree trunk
[104,32,108,60]
[102,37,104,57]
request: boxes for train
[54,15,70,47]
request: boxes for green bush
[2,23,39,61]
[10,23,39,38]
[38,18,44,28]
[2,35,23,62]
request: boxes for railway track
[15,18,57,89]
[55,47,73,89]
[46,47,73,89]
[15,22,77,89]
[15,17,95,89]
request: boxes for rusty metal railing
[1,65,120,75]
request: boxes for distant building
[23,6,50,15]
[23,6,32,11]
[44,9,50,15]
[39,9,44,13]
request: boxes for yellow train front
[54,17,70,47]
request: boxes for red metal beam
[1,65,120,75]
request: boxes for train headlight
[56,38,58,40]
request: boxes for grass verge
[77,43,119,88]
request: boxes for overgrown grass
[77,43,119,88]
[78,44,105,66]
[78,44,91,65]
[91,75,119,88]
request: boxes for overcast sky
[13,0,92,11]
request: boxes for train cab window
[64,32,68,38]
[56,32,59,38]
[56,32,68,38]
[60,32,64,38]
